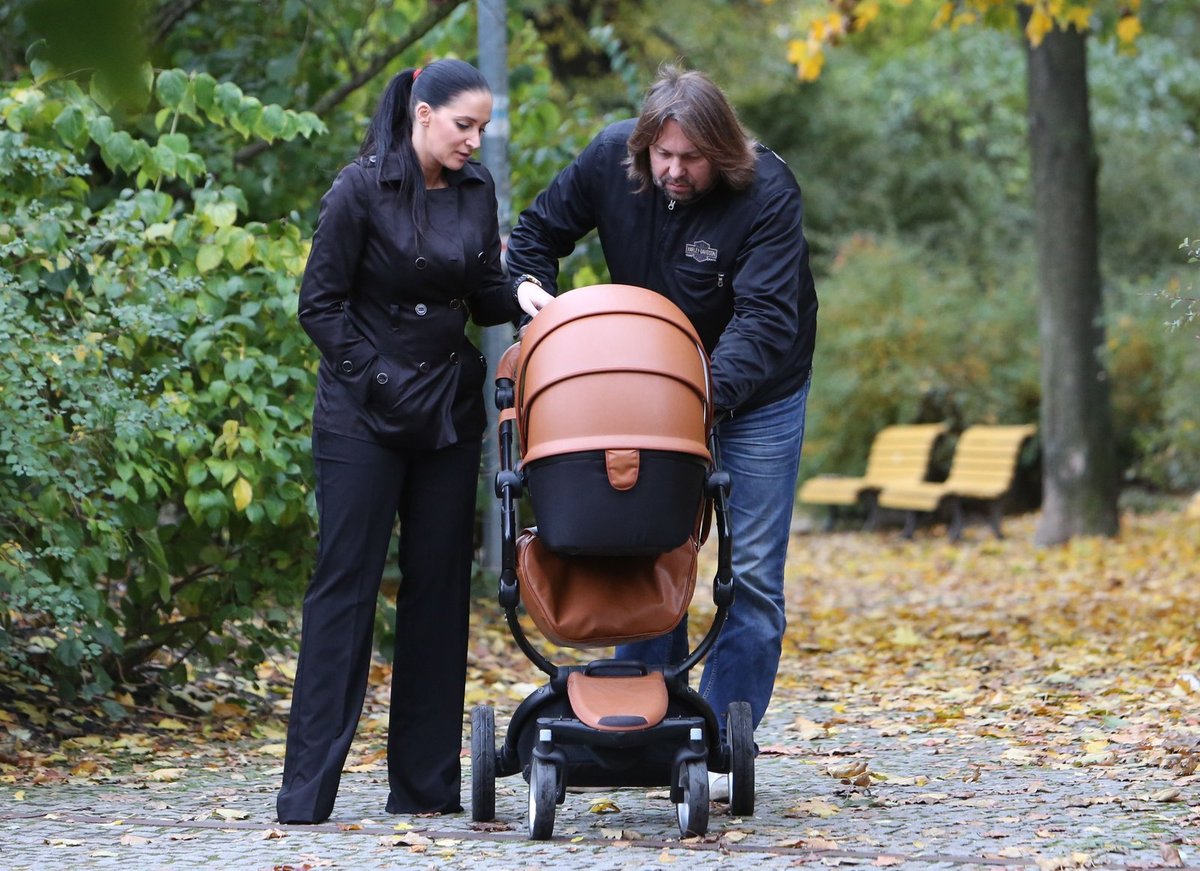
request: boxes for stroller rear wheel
[527,756,557,840]
[726,701,756,816]
[675,759,709,837]
[470,705,496,822]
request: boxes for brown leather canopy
[514,285,712,465]
[503,285,712,650]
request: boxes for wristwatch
[511,273,542,306]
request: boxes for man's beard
[655,174,698,202]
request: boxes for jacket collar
[370,151,486,187]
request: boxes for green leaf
[256,104,287,140]
[87,114,115,147]
[196,244,224,273]
[101,130,135,172]
[155,69,189,110]
[159,132,190,154]
[53,105,88,150]
[205,200,239,229]
[193,73,217,111]
[225,228,255,270]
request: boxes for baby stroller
[470,284,756,840]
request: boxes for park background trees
[1,0,1196,701]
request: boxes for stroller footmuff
[473,285,756,839]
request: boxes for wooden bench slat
[877,424,1037,540]
[797,423,947,511]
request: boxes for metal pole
[477,0,509,574]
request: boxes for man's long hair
[624,65,756,194]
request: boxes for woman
[277,59,552,824]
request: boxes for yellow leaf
[155,718,188,731]
[232,477,253,512]
[799,51,825,82]
[589,798,621,814]
[1063,5,1091,31]
[1026,7,1054,46]
[854,0,881,29]
[790,798,840,818]
[1116,15,1141,45]
[891,625,923,646]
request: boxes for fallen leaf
[786,799,840,818]
[144,768,187,782]
[1161,844,1184,867]
[212,807,250,820]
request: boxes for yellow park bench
[797,423,948,531]
[877,424,1037,541]
[1187,491,1200,519]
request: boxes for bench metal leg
[987,500,1005,539]
[947,498,965,542]
[823,506,838,532]
[901,510,917,539]
[862,493,880,532]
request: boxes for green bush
[798,234,1200,504]
[798,233,1041,490]
[0,63,324,703]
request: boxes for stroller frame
[471,343,756,840]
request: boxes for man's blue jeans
[616,377,810,731]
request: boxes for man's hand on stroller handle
[515,275,554,318]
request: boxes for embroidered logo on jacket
[685,240,718,263]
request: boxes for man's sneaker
[707,771,729,802]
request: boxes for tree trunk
[1024,22,1120,545]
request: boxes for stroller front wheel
[527,757,557,840]
[675,759,709,837]
[470,705,496,822]
[726,701,756,816]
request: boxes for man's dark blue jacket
[506,118,818,415]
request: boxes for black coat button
[376,372,389,385]
[418,361,430,373]
[449,352,458,364]
[340,360,354,373]
[449,298,462,309]
[476,251,486,262]
[415,256,427,269]
[415,303,428,316]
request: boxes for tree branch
[151,0,207,46]
[233,0,470,165]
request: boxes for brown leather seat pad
[566,671,669,732]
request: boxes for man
[507,66,817,795]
